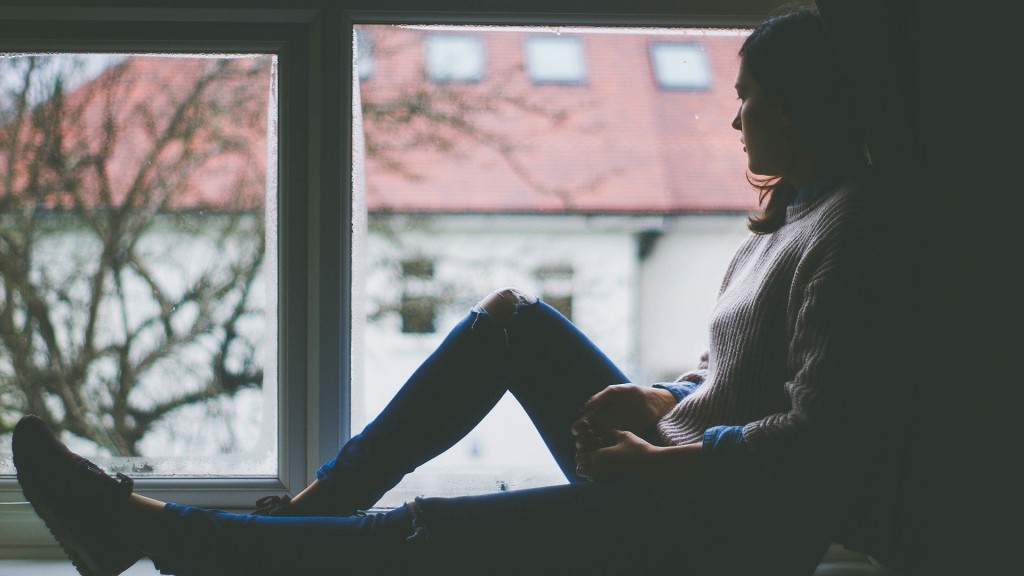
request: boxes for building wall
[637,214,750,383]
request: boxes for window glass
[0,53,278,477]
[525,35,586,84]
[650,42,712,89]
[353,25,753,507]
[425,33,485,82]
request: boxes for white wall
[637,214,750,383]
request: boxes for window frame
[0,0,776,557]
[0,8,349,554]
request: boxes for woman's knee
[473,287,537,328]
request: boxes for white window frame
[0,6,349,555]
[0,0,774,558]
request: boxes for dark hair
[741,7,867,234]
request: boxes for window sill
[0,544,903,576]
[0,559,161,575]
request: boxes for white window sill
[0,559,161,575]
[0,545,901,576]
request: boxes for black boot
[12,415,143,576]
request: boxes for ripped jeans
[152,299,830,576]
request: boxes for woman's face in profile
[731,61,792,177]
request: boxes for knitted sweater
[655,177,880,488]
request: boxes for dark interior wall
[819,2,1010,574]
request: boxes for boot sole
[21,482,123,576]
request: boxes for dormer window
[650,42,711,90]
[524,35,586,85]
[426,33,485,83]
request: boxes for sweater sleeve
[652,380,700,403]
[701,425,756,478]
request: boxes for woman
[12,8,885,575]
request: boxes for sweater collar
[789,169,843,207]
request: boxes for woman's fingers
[570,417,591,437]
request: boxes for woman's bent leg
[314,289,630,512]
[501,298,630,480]
[314,309,509,512]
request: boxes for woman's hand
[574,429,655,480]
[574,430,703,484]
[576,384,677,435]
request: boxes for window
[650,41,712,89]
[1,2,768,557]
[425,33,485,82]
[0,13,330,548]
[400,258,438,334]
[356,29,374,80]
[0,53,277,476]
[536,263,575,320]
[353,24,754,508]
[524,35,587,84]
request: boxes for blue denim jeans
[316,299,630,503]
[153,301,830,575]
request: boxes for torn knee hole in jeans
[471,288,538,331]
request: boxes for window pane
[650,42,712,89]
[0,53,278,477]
[353,25,752,506]
[525,35,586,84]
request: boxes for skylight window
[426,33,485,82]
[357,29,374,80]
[525,35,586,84]
[650,42,711,90]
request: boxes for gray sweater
[655,178,879,486]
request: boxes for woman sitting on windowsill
[11,8,900,576]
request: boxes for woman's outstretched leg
[284,288,629,516]
[11,414,422,576]
[12,414,828,576]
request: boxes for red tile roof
[0,56,271,212]
[3,27,758,215]
[359,26,757,214]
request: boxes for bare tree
[0,55,271,456]
[0,29,591,458]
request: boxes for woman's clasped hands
[571,384,677,481]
